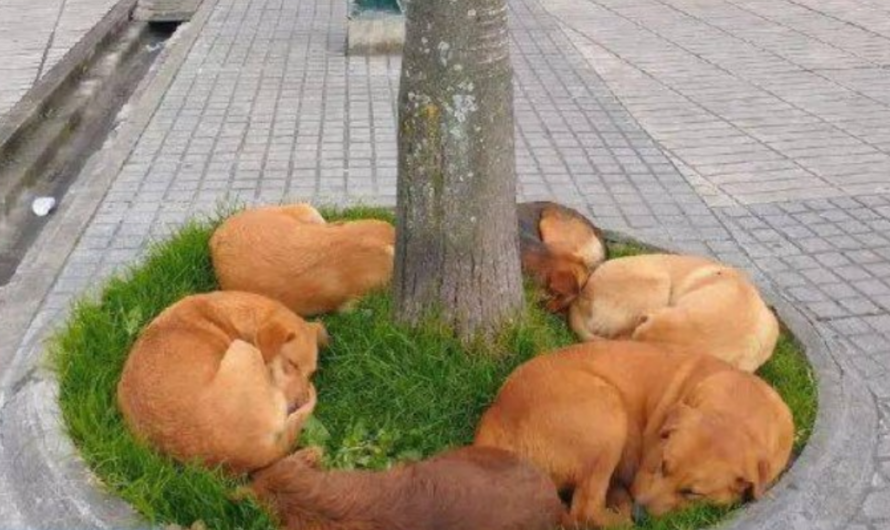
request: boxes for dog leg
[568,304,611,342]
[291,446,324,469]
[211,340,293,471]
[336,298,359,313]
[215,340,276,399]
[631,307,690,347]
[568,466,632,528]
[606,483,633,521]
[569,448,631,528]
[278,384,318,451]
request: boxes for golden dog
[247,446,564,530]
[117,291,327,474]
[210,204,395,316]
[518,201,607,312]
[569,254,779,372]
[474,341,793,527]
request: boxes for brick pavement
[543,2,890,526]
[3,0,890,527]
[0,0,120,117]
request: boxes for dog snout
[285,382,314,413]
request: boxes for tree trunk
[393,0,523,342]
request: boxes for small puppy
[211,204,395,316]
[569,254,779,372]
[518,201,607,312]
[475,341,793,527]
[247,446,564,530]
[117,291,328,474]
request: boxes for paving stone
[0,0,121,118]
[863,489,890,519]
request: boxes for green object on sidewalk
[354,0,401,14]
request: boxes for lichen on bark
[393,0,523,343]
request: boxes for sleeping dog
[569,254,779,372]
[475,341,793,527]
[117,291,327,473]
[211,204,395,316]
[518,201,606,312]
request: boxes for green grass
[50,207,816,530]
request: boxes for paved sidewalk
[546,2,890,526]
[1,0,888,527]
[0,0,120,117]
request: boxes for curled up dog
[211,204,396,316]
[569,254,779,372]
[117,291,328,474]
[518,201,607,312]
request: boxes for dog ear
[538,207,562,243]
[539,207,593,257]
[539,208,578,251]
[256,322,297,356]
[739,459,772,501]
[549,269,581,297]
[658,403,697,441]
[311,322,330,348]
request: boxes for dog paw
[563,509,632,529]
[336,299,359,313]
[583,333,608,342]
[293,446,325,468]
[289,384,317,420]
[228,486,255,503]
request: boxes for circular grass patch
[51,207,816,530]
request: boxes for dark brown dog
[247,446,565,530]
[518,201,607,312]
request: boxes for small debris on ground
[31,197,57,217]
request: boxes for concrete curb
[134,0,203,22]
[0,0,217,526]
[346,11,405,55]
[0,0,137,206]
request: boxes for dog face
[545,258,590,312]
[282,321,328,375]
[631,402,775,516]
[262,321,328,410]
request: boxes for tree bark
[393,0,523,342]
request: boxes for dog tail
[247,448,380,527]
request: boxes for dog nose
[632,503,648,524]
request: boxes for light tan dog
[210,204,396,316]
[474,342,794,527]
[569,254,779,372]
[117,291,328,474]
